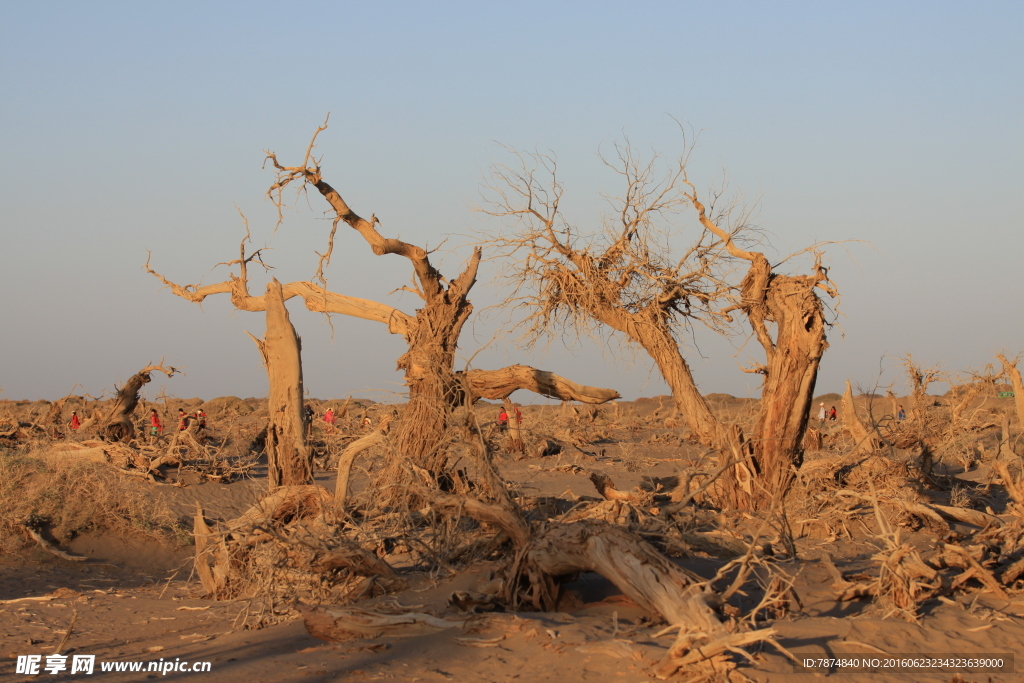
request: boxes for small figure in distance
[817,402,827,423]
[69,411,81,430]
[196,408,207,432]
[324,407,335,434]
[303,404,314,437]
[177,408,188,431]
[149,409,163,438]
[829,406,838,421]
[897,404,906,421]
[361,415,372,428]
[497,408,508,432]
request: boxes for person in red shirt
[323,408,335,434]
[150,409,163,438]
[69,411,81,430]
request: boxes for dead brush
[618,442,655,473]
[828,483,942,622]
[0,445,179,553]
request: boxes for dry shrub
[0,446,179,553]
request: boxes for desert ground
[2,392,1023,683]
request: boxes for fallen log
[299,605,465,642]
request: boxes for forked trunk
[251,280,312,488]
[749,274,827,497]
[718,263,829,510]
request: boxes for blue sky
[1,1,1021,402]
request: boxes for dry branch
[335,430,385,508]
[464,365,619,404]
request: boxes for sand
[3,397,1023,682]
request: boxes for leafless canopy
[479,135,752,350]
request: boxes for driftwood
[299,605,465,642]
[21,524,87,562]
[335,430,385,508]
[464,365,619,404]
[588,471,638,502]
[519,520,722,629]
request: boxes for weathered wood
[98,364,178,441]
[250,280,311,488]
[525,521,723,630]
[335,430,385,508]
[842,380,875,456]
[465,365,619,404]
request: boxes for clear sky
[1,1,1021,403]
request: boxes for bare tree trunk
[842,380,875,455]
[391,267,477,474]
[250,280,311,488]
[744,271,826,504]
[686,219,834,509]
[99,364,178,441]
[502,398,524,453]
[633,321,720,444]
[523,521,722,630]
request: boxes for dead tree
[479,142,735,445]
[898,354,944,422]
[99,363,179,441]
[685,186,836,509]
[147,120,618,479]
[483,131,837,507]
[248,280,312,487]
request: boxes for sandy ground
[3,399,1024,682]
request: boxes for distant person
[497,409,508,432]
[817,402,827,423]
[303,404,314,436]
[149,409,163,437]
[829,406,838,421]
[177,408,188,431]
[69,411,81,430]
[324,407,335,434]
[897,405,906,421]
[196,409,208,431]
